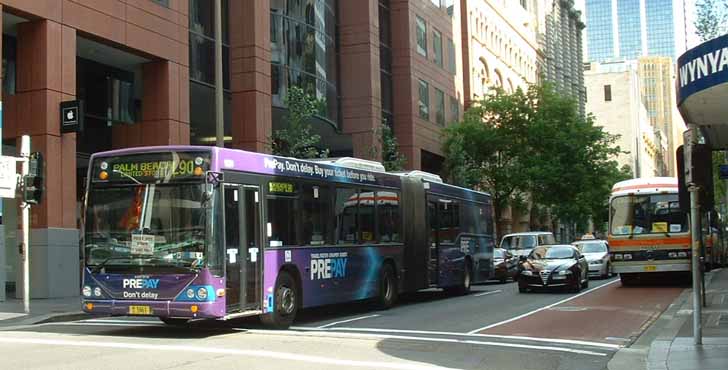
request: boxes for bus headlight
[623,254,633,260]
[93,287,102,297]
[668,252,677,258]
[678,251,688,258]
[82,286,92,297]
[197,287,208,300]
[613,254,623,260]
[186,289,195,299]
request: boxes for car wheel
[376,264,398,309]
[582,275,589,289]
[261,271,298,329]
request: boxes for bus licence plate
[644,265,657,272]
[128,305,152,315]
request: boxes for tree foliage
[371,123,407,171]
[695,0,728,42]
[271,86,329,159]
[443,84,627,235]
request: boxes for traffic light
[23,152,44,205]
[677,144,714,213]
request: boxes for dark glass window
[2,35,16,95]
[433,29,443,67]
[416,16,427,57]
[434,87,445,125]
[267,197,298,246]
[335,188,358,243]
[604,84,612,101]
[439,200,459,243]
[152,0,170,7]
[189,0,230,87]
[301,184,332,246]
[449,96,460,123]
[224,187,240,249]
[377,191,401,242]
[447,38,456,74]
[418,79,429,120]
[359,191,376,243]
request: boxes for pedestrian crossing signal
[23,152,44,205]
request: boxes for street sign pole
[20,135,30,314]
[684,125,702,345]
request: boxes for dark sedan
[494,248,519,283]
[517,245,589,293]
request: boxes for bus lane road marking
[467,278,620,334]
[0,336,462,370]
[317,314,381,329]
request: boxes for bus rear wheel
[261,271,298,329]
[376,264,398,309]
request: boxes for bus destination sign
[93,151,210,183]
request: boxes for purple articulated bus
[81,146,494,328]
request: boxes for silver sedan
[573,240,612,279]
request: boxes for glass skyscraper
[585,0,679,62]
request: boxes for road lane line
[252,329,609,356]
[466,278,620,334]
[317,314,381,329]
[292,326,620,350]
[0,336,462,370]
[474,290,502,297]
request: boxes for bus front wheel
[261,271,298,329]
[376,264,398,309]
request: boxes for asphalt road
[0,275,686,370]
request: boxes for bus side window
[267,196,298,247]
[335,187,358,244]
[301,184,332,246]
[377,191,401,242]
[358,189,377,243]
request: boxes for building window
[604,85,612,102]
[447,38,456,74]
[151,0,169,7]
[416,16,427,57]
[445,0,455,16]
[433,29,443,67]
[2,35,17,96]
[434,88,445,125]
[449,96,460,123]
[430,0,441,7]
[418,79,429,120]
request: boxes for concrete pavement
[0,295,87,327]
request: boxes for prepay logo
[310,252,348,280]
[122,278,160,289]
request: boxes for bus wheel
[376,264,398,309]
[261,271,298,329]
[160,318,189,326]
[620,273,634,286]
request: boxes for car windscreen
[578,243,607,253]
[530,246,574,260]
[501,235,536,250]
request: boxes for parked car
[572,239,612,279]
[493,248,519,283]
[517,245,589,293]
[499,231,556,259]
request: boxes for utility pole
[214,0,224,148]
[20,135,30,314]
[684,124,702,345]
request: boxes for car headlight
[82,286,92,297]
[93,287,102,297]
[521,270,533,276]
[558,270,572,275]
[197,287,208,300]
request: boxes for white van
[499,232,556,258]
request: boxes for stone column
[6,20,78,298]
[229,0,271,153]
[339,0,381,160]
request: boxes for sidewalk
[645,267,728,370]
[0,294,87,327]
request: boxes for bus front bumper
[613,262,690,274]
[81,299,224,319]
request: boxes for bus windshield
[84,183,213,273]
[610,194,688,236]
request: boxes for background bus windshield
[610,194,687,236]
[84,183,210,272]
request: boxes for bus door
[224,184,262,311]
[427,197,439,285]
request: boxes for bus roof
[611,177,678,197]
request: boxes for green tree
[271,86,329,159]
[370,123,407,171]
[695,0,728,42]
[443,88,532,235]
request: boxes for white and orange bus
[608,177,691,285]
